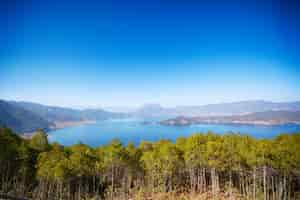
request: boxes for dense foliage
[0,127,300,200]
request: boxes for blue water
[48,118,300,147]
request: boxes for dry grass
[128,191,244,200]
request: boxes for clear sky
[0,0,300,107]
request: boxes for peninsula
[160,110,300,126]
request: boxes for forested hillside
[10,101,84,122]
[0,100,51,133]
[1,127,299,200]
[0,100,127,134]
[11,101,128,123]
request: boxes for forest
[0,127,299,200]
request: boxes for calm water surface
[48,118,300,147]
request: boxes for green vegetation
[0,127,300,200]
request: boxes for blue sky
[0,0,300,107]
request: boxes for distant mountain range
[0,100,51,133]
[132,104,173,118]
[161,110,300,126]
[133,100,300,117]
[1,99,300,133]
[0,100,127,134]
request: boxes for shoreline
[50,120,97,130]
[21,120,97,139]
[160,120,300,127]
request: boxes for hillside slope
[0,100,51,133]
[1,100,127,133]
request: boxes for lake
[48,118,300,147]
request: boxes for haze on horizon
[1,0,300,108]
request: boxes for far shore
[50,120,97,130]
[160,119,300,127]
[21,120,97,139]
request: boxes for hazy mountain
[161,110,300,126]
[9,101,83,122]
[0,100,51,133]
[231,110,300,121]
[173,100,300,116]
[133,104,173,118]
[1,100,127,134]
[9,101,127,122]
[80,109,128,120]
[2,99,300,133]
[133,101,300,117]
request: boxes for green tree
[183,134,208,192]
[29,129,49,151]
[101,139,128,198]
[36,144,70,199]
[141,140,183,192]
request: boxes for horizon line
[1,98,300,110]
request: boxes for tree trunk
[253,168,256,200]
[263,166,267,200]
[229,170,233,200]
[211,168,215,198]
[111,165,114,199]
